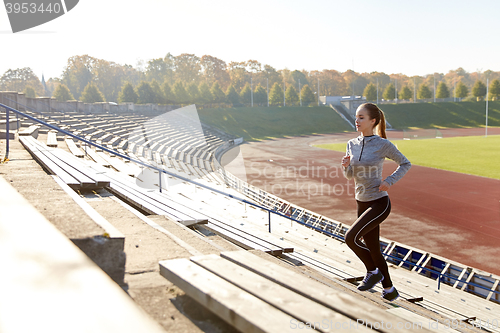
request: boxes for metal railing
[382,252,500,300]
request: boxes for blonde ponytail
[377,109,387,139]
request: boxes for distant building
[319,95,366,116]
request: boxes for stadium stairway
[3,103,500,332]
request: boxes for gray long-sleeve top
[343,135,411,202]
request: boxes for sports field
[314,135,500,180]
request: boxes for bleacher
[2,95,500,332]
[5,101,232,185]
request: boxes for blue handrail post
[268,210,271,233]
[159,171,162,193]
[438,274,441,290]
[5,106,9,161]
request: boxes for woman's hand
[341,155,351,168]
[379,181,391,192]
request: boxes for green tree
[417,84,432,99]
[173,81,189,104]
[23,86,37,98]
[0,67,44,96]
[240,83,252,104]
[226,85,240,105]
[291,70,308,88]
[343,69,369,96]
[363,83,377,101]
[53,84,74,101]
[436,82,450,98]
[145,54,175,83]
[382,83,396,101]
[399,86,412,100]
[285,85,299,106]
[198,82,213,104]
[61,55,96,99]
[472,80,487,100]
[80,82,105,103]
[263,64,281,89]
[210,81,225,103]
[301,84,315,105]
[92,58,128,102]
[174,53,201,83]
[151,79,165,104]
[489,79,500,100]
[118,82,137,103]
[254,84,267,105]
[227,61,248,91]
[61,55,142,102]
[456,81,468,99]
[162,82,174,104]
[383,83,396,101]
[269,82,283,106]
[200,55,230,87]
[186,82,200,103]
[136,81,156,104]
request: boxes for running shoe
[357,270,384,291]
[382,287,399,301]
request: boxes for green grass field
[314,135,500,180]
[382,101,500,129]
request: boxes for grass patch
[198,106,353,141]
[315,135,500,180]
[381,101,500,129]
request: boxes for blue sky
[1,0,498,79]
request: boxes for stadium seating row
[13,105,233,181]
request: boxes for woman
[341,103,411,301]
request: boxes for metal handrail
[383,252,500,298]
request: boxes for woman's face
[355,108,376,133]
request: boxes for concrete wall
[0,91,178,117]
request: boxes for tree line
[1,53,500,106]
[363,79,500,102]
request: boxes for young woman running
[341,103,411,301]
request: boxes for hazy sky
[1,0,499,80]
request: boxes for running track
[232,128,500,275]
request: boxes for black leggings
[345,196,392,288]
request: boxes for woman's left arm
[383,141,412,187]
